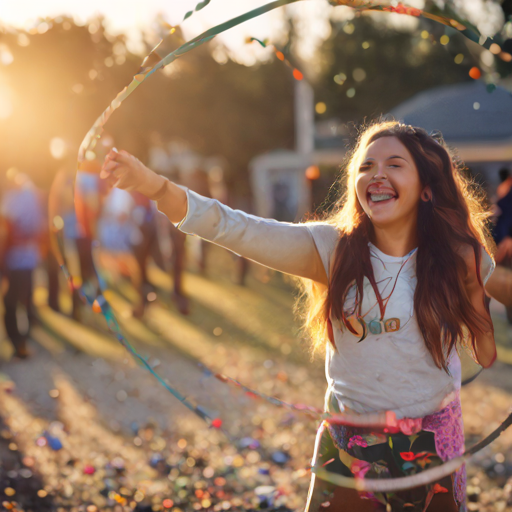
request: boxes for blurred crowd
[0,133,249,360]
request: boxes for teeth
[370,193,394,202]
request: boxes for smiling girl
[101,121,502,511]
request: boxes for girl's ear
[421,186,432,202]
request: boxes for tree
[0,17,296,194]
[312,14,475,124]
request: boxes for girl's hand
[101,148,188,224]
[100,149,166,198]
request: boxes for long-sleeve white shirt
[174,188,495,419]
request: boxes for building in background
[389,81,512,191]
[251,80,317,220]
[250,80,512,220]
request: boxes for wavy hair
[298,120,494,371]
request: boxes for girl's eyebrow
[362,155,407,163]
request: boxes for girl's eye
[359,163,372,172]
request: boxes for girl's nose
[372,164,387,181]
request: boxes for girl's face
[355,136,423,229]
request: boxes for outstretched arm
[101,149,336,285]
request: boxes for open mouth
[367,188,398,207]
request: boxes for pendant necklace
[352,250,416,336]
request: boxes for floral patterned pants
[306,395,466,512]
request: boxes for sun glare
[0,44,14,66]
[0,0,331,65]
[0,81,14,120]
[49,137,67,160]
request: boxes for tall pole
[294,79,315,155]
[294,79,315,218]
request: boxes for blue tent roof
[389,81,512,142]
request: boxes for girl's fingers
[106,147,120,160]
[103,150,118,167]
[112,150,135,165]
[100,156,119,178]
[111,168,136,190]
[100,162,118,179]
[103,173,119,190]
[112,168,127,182]
[104,148,131,167]
[100,148,142,191]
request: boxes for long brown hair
[299,120,494,371]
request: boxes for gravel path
[0,260,511,511]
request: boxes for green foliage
[0,17,294,192]
[312,15,474,123]
[111,47,295,194]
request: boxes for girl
[101,121,501,512]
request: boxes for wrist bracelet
[148,178,169,201]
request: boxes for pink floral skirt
[315,393,466,511]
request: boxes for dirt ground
[0,248,511,512]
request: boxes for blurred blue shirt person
[0,171,45,358]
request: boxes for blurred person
[0,170,46,358]
[168,158,232,311]
[147,138,189,315]
[75,162,103,289]
[209,162,251,286]
[180,162,212,274]
[494,167,512,253]
[130,191,162,317]
[73,136,115,299]
[492,166,512,323]
[168,223,190,314]
[166,149,205,315]
[97,187,138,278]
[97,187,162,317]
[148,131,171,176]
[46,237,61,313]
[101,122,512,512]
[47,159,104,317]
[498,167,510,185]
[226,190,252,287]
[48,161,85,318]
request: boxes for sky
[0,0,504,64]
[0,0,336,63]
